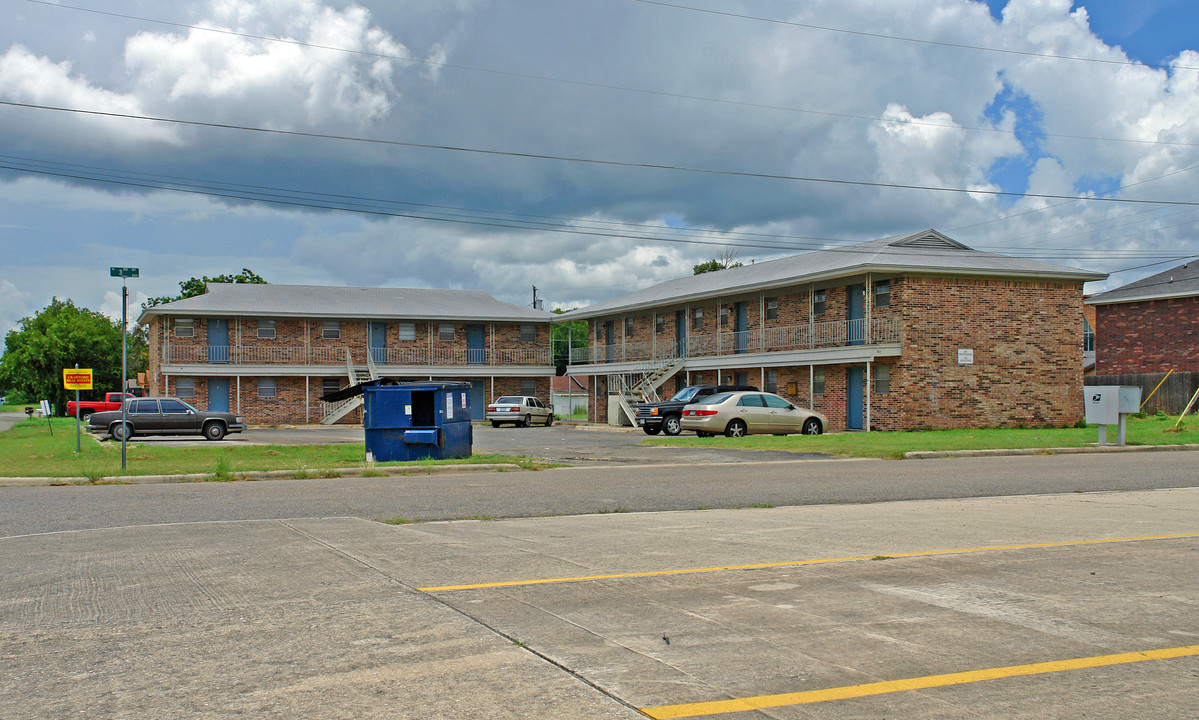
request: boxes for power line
[627,0,1199,72]
[4,101,1197,208]
[20,0,1199,150]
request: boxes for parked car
[87,397,246,441]
[680,391,827,437]
[634,385,758,435]
[66,392,133,419]
[486,396,554,427]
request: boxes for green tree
[0,298,145,412]
[143,268,267,309]
[551,309,588,375]
[692,249,744,275]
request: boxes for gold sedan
[680,391,827,437]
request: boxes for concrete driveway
[3,488,1196,719]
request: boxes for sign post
[111,267,139,469]
[63,365,93,453]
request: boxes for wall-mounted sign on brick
[958,349,974,365]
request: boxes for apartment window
[765,298,778,321]
[692,373,703,385]
[596,324,604,341]
[655,313,665,334]
[322,378,342,396]
[720,306,730,328]
[520,324,537,342]
[322,321,340,339]
[875,364,890,394]
[624,317,634,336]
[765,369,778,393]
[398,322,416,341]
[257,318,276,339]
[520,378,537,396]
[175,377,195,397]
[439,323,455,341]
[734,371,749,386]
[174,318,195,338]
[873,280,891,307]
[813,291,826,315]
[258,378,276,398]
[692,308,704,330]
[813,368,826,394]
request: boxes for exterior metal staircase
[612,356,685,425]
[320,350,380,424]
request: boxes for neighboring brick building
[140,284,554,424]
[561,230,1106,431]
[1086,260,1199,375]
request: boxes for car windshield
[494,396,523,404]
[668,387,702,403]
[692,392,733,405]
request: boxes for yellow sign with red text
[63,368,94,391]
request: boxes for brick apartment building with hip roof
[558,229,1107,432]
[139,283,555,425]
[1085,259,1199,375]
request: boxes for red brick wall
[1094,297,1199,374]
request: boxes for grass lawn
[643,414,1199,459]
[0,417,552,479]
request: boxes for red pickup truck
[66,392,134,419]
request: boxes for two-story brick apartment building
[140,283,555,424]
[561,230,1105,431]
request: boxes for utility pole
[111,267,139,470]
[531,285,539,309]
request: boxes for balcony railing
[571,317,900,365]
[165,345,551,366]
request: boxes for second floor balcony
[571,317,900,365]
[164,345,551,367]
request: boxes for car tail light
[487,406,497,412]
[688,409,718,417]
[507,407,519,412]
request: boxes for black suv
[634,385,758,435]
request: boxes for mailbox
[1085,385,1141,446]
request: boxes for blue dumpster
[363,381,473,462]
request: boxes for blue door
[469,381,486,420]
[847,285,865,346]
[208,319,229,363]
[208,378,230,412]
[605,321,615,362]
[734,302,748,353]
[846,366,863,430]
[369,322,387,364]
[676,311,687,357]
[467,325,486,364]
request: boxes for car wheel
[545,413,553,426]
[491,421,501,428]
[111,422,133,441]
[724,419,748,438]
[663,415,682,436]
[522,414,531,428]
[203,421,227,441]
[643,425,661,435]
[79,409,93,421]
[802,418,823,435]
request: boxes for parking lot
[2,483,1196,719]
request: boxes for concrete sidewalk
[2,488,1196,718]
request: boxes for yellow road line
[641,644,1199,718]
[416,532,1199,591]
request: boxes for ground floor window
[175,377,195,397]
[874,364,890,394]
[520,378,537,396]
[258,378,276,398]
[813,368,826,394]
[765,369,778,393]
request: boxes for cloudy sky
[2,0,1198,340]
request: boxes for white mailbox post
[1085,386,1142,446]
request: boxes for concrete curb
[904,443,1199,459]
[0,463,525,487]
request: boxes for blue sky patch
[982,81,1049,201]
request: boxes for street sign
[110,267,140,278]
[63,368,94,390]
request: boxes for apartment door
[846,366,864,430]
[208,319,229,363]
[208,378,230,412]
[467,324,486,364]
[847,284,865,346]
[369,322,387,364]
[605,321,615,362]
[675,311,687,357]
[734,301,748,353]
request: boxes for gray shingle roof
[138,284,553,323]
[562,229,1107,319]
[1085,259,1199,305]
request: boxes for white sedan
[486,396,554,427]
